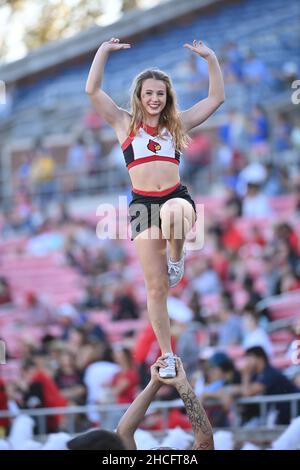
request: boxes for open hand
[101,37,131,52]
[184,40,215,59]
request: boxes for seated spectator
[242,182,272,218]
[242,52,269,85]
[242,276,263,309]
[66,137,87,173]
[275,223,300,257]
[192,259,222,296]
[237,161,267,196]
[54,350,86,405]
[110,346,139,405]
[182,53,209,92]
[219,216,245,252]
[24,291,53,325]
[216,300,243,347]
[20,358,68,433]
[30,145,56,207]
[242,307,273,357]
[111,283,139,321]
[83,344,120,426]
[273,112,291,152]
[197,351,241,427]
[240,346,300,425]
[220,41,243,82]
[248,105,269,147]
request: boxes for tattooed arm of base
[176,380,214,450]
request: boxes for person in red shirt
[21,358,68,433]
[111,347,139,404]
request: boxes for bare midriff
[128,160,180,192]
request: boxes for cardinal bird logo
[147,139,161,153]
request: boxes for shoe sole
[169,277,183,288]
[159,369,176,378]
[159,372,176,378]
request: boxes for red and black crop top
[121,123,180,170]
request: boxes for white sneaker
[167,249,185,288]
[159,352,176,378]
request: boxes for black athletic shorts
[129,183,197,240]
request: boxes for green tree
[0,0,142,60]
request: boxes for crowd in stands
[2,80,300,431]
[8,100,300,210]
[181,39,298,110]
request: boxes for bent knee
[146,279,169,299]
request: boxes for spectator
[54,350,86,405]
[242,182,272,218]
[111,346,139,404]
[83,344,120,425]
[192,259,222,296]
[242,308,272,357]
[66,137,87,173]
[242,52,269,85]
[111,283,139,321]
[30,145,56,207]
[273,112,291,152]
[240,346,300,425]
[248,105,269,157]
[216,300,243,347]
[15,153,33,192]
[20,358,68,433]
[242,275,263,307]
[198,351,241,427]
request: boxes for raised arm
[180,40,225,132]
[116,357,166,450]
[157,357,214,450]
[85,38,131,129]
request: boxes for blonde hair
[129,69,190,152]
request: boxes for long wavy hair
[129,69,190,152]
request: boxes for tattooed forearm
[176,382,214,450]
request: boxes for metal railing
[0,393,299,436]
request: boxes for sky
[0,0,164,64]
